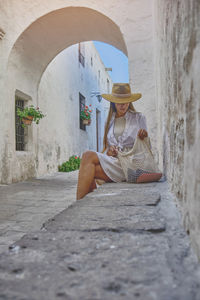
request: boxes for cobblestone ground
[0,175,200,300]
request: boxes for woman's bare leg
[89,164,112,193]
[76,151,112,200]
[89,179,97,193]
[76,151,97,200]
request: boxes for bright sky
[93,41,129,83]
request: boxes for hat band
[112,93,132,98]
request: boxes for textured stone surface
[154,0,200,259]
[0,180,200,300]
[43,204,166,233]
[0,172,78,253]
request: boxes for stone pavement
[0,171,78,253]
[0,174,200,299]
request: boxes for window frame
[15,97,25,151]
[15,90,32,152]
[79,93,86,131]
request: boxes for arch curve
[8,6,127,90]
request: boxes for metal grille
[15,99,25,151]
[79,93,86,131]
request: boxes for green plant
[80,104,92,120]
[17,105,45,125]
[58,155,81,172]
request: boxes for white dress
[96,110,147,182]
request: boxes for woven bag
[117,136,162,183]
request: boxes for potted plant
[80,104,92,125]
[58,155,81,172]
[17,105,45,127]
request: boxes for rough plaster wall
[127,0,158,159]
[37,42,111,176]
[155,0,200,259]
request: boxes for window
[79,93,86,131]
[107,79,110,93]
[15,90,32,151]
[98,70,100,79]
[15,98,25,151]
[78,43,85,67]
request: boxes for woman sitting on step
[76,83,149,200]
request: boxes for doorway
[96,109,101,152]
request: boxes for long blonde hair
[102,102,136,153]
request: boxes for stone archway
[5,6,129,183]
[1,1,156,184]
[7,7,127,93]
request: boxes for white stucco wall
[0,0,156,183]
[127,0,158,158]
[37,41,111,175]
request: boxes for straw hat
[101,83,142,104]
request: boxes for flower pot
[83,119,91,125]
[22,115,34,125]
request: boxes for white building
[10,41,112,181]
[0,1,156,186]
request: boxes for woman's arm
[137,114,148,140]
[138,128,148,140]
[107,145,118,157]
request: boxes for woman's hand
[138,129,148,140]
[107,145,118,157]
